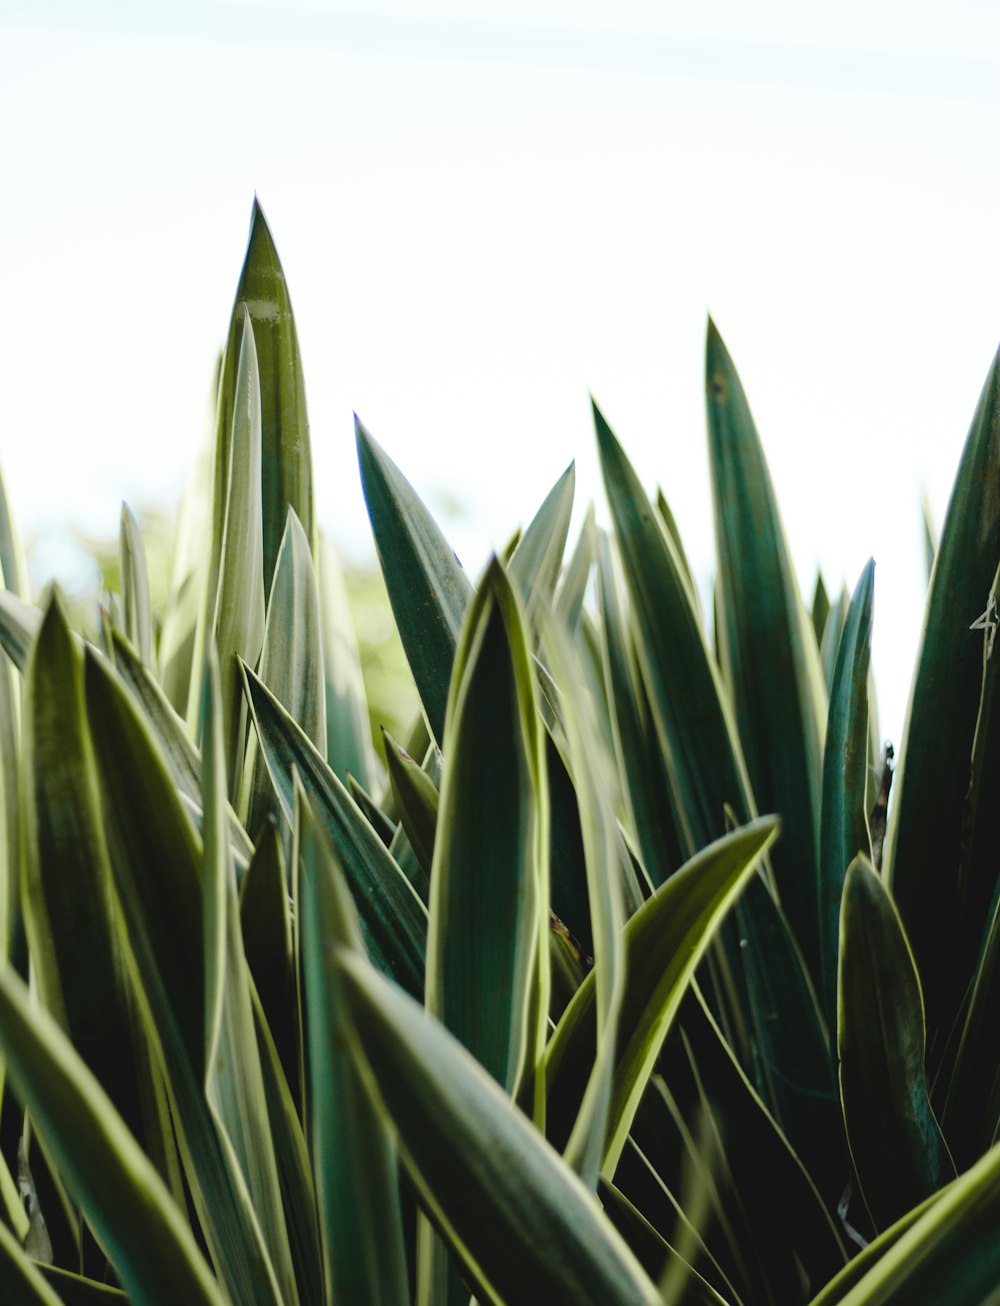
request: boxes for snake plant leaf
[596,531,678,889]
[427,558,548,1105]
[818,560,875,1034]
[110,630,254,871]
[595,399,839,1194]
[23,593,178,1190]
[0,964,224,1306]
[119,503,154,668]
[296,784,409,1305]
[240,819,298,1099]
[242,660,427,998]
[884,348,1000,1069]
[838,854,955,1231]
[555,502,595,633]
[336,948,662,1306]
[242,506,326,833]
[318,533,377,789]
[0,588,40,669]
[705,319,827,986]
[816,1135,1000,1306]
[508,461,575,616]
[205,198,313,623]
[356,415,473,744]
[546,817,779,1177]
[537,607,625,1189]
[383,726,438,878]
[200,649,297,1305]
[209,307,266,794]
[83,649,286,1306]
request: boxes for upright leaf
[119,503,154,668]
[509,462,575,617]
[317,533,376,789]
[838,855,955,1231]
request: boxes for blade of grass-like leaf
[818,560,875,1034]
[297,784,409,1305]
[546,819,779,1176]
[356,415,473,744]
[119,503,154,667]
[201,648,297,1304]
[838,855,955,1231]
[318,533,376,789]
[426,558,548,1102]
[554,503,594,633]
[818,1138,1000,1305]
[705,320,827,985]
[208,307,266,794]
[24,593,181,1201]
[0,465,28,600]
[337,948,662,1306]
[654,488,700,619]
[242,507,326,833]
[111,630,254,869]
[83,650,287,1306]
[0,588,40,669]
[537,607,625,1189]
[40,1264,128,1304]
[884,348,1000,1070]
[595,400,840,1194]
[243,660,427,998]
[0,965,224,1306]
[508,462,575,617]
[383,726,438,879]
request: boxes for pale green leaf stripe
[818,560,874,1034]
[546,818,779,1178]
[318,532,376,789]
[538,607,625,1190]
[838,855,955,1232]
[242,661,427,998]
[0,1216,63,1306]
[120,502,154,667]
[0,587,41,668]
[509,462,575,615]
[296,786,409,1305]
[210,307,266,792]
[427,558,548,1101]
[242,507,326,832]
[356,415,473,744]
[0,464,28,600]
[705,320,827,980]
[0,964,224,1306]
[555,502,594,632]
[337,949,662,1306]
[201,648,298,1304]
[383,726,438,878]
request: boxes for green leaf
[546,818,779,1177]
[337,949,662,1306]
[83,650,286,1306]
[356,415,473,744]
[838,855,955,1231]
[0,964,224,1306]
[296,784,409,1305]
[383,726,438,879]
[242,507,326,832]
[0,463,28,600]
[201,647,297,1304]
[818,560,875,1033]
[885,348,1000,1068]
[242,661,428,999]
[0,1216,64,1305]
[318,534,377,789]
[119,503,154,667]
[0,588,41,669]
[555,503,595,633]
[426,558,548,1102]
[705,319,827,986]
[23,593,178,1195]
[508,462,576,617]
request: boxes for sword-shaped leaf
[509,462,575,617]
[119,503,154,668]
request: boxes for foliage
[0,199,996,1303]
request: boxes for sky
[2,0,1000,745]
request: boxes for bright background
[3,0,1000,745]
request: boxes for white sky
[2,0,1000,744]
